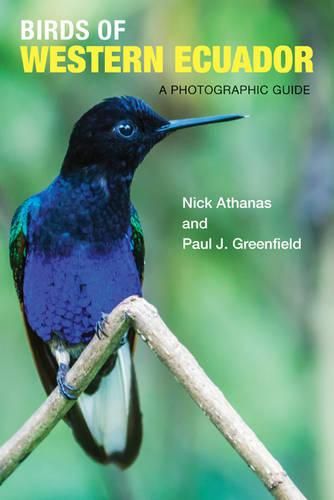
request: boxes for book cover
[0,2,331,499]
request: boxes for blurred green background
[0,0,333,499]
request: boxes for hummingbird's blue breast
[23,174,141,344]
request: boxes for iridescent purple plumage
[24,238,141,344]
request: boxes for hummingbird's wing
[10,197,63,397]
[9,199,144,467]
[130,204,145,283]
[9,198,62,398]
[9,197,38,302]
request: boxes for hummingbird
[9,96,245,468]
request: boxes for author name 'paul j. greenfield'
[183,237,302,251]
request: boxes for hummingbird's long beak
[157,113,247,133]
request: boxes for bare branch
[0,296,306,499]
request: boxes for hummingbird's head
[61,96,246,177]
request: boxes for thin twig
[0,296,306,499]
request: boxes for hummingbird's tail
[77,337,142,467]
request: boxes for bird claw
[58,381,79,400]
[57,363,79,400]
[95,317,108,339]
[95,314,127,348]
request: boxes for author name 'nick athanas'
[183,237,302,251]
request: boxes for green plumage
[130,205,145,283]
[9,198,36,302]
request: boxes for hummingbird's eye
[114,121,136,138]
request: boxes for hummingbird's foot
[57,363,79,400]
[95,313,109,339]
[49,337,80,400]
